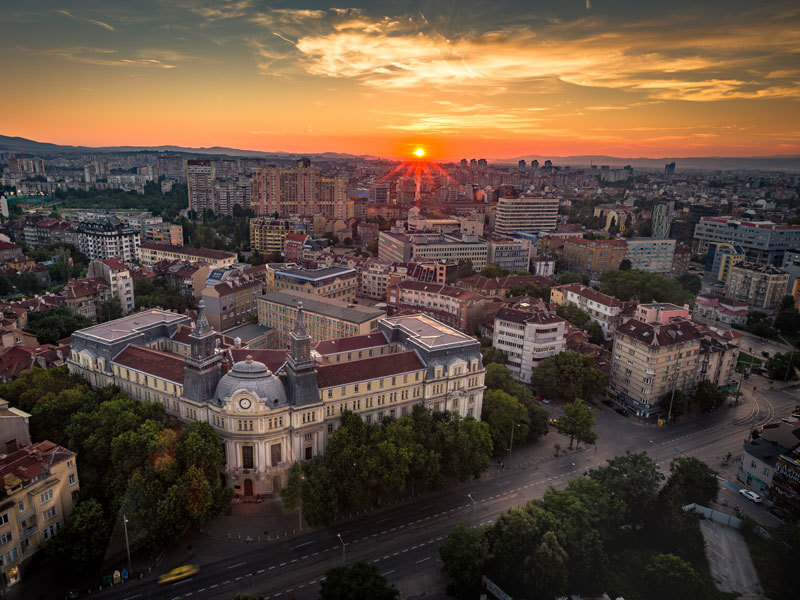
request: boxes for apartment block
[725,262,790,311]
[202,276,262,332]
[138,243,236,269]
[250,219,303,256]
[562,238,627,275]
[87,258,136,315]
[266,264,358,302]
[386,280,491,333]
[625,238,676,274]
[187,159,215,214]
[151,260,210,302]
[704,242,745,284]
[494,195,559,234]
[77,217,140,263]
[550,283,627,340]
[487,237,532,272]
[492,306,567,383]
[143,223,184,246]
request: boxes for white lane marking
[382,570,396,576]
[292,540,314,549]
[223,580,230,585]
[280,562,287,566]
[257,569,265,574]
[122,596,142,600]
[210,585,218,589]
[227,562,246,569]
[269,566,275,570]
[302,555,308,559]
[416,557,431,564]
[198,589,205,593]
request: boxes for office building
[379,231,489,270]
[492,306,567,383]
[487,237,532,272]
[187,159,215,214]
[693,217,800,266]
[77,216,140,263]
[494,195,559,235]
[725,262,790,311]
[562,238,628,275]
[258,290,385,347]
[625,238,676,275]
[651,202,674,239]
[138,243,236,268]
[704,242,745,284]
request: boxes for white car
[739,489,762,503]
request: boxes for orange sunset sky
[2,1,800,160]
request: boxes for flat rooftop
[275,265,356,281]
[223,322,273,341]
[260,290,386,323]
[382,314,473,349]
[76,309,187,342]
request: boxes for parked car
[541,397,551,404]
[739,489,762,503]
[615,407,628,416]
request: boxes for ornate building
[68,307,485,496]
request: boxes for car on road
[739,489,762,503]
[541,397,551,404]
[548,418,559,426]
[158,565,199,584]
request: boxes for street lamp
[467,493,477,527]
[337,533,346,565]
[298,474,305,532]
[776,335,796,381]
[507,422,518,469]
[123,515,132,578]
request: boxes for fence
[682,503,771,539]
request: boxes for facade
[692,295,748,327]
[86,259,135,315]
[634,302,690,325]
[550,283,627,340]
[62,277,112,321]
[138,243,236,268]
[284,233,309,263]
[738,439,788,494]
[531,255,556,277]
[258,290,385,347]
[151,260,210,302]
[360,262,409,300]
[0,241,23,263]
[494,195,559,234]
[672,242,692,276]
[379,231,490,270]
[704,242,745,284]
[725,262,790,311]
[492,306,567,383]
[267,265,358,303]
[77,217,140,263]
[772,450,800,515]
[250,160,346,218]
[562,238,628,275]
[143,223,184,246]
[0,441,79,587]
[625,238,676,274]
[187,159,215,214]
[386,280,491,333]
[651,202,674,239]
[250,219,303,256]
[609,319,702,418]
[459,274,550,298]
[202,276,262,332]
[68,309,485,496]
[693,217,800,266]
[487,237,532,272]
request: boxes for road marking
[257,569,265,574]
[372,533,378,537]
[393,551,398,556]
[198,589,205,593]
[223,580,230,585]
[498,480,511,486]
[402,548,408,552]
[235,577,242,581]
[381,530,387,534]
[376,517,390,523]
[382,570,396,576]
[416,557,431,564]
[210,585,218,589]
[383,555,390,559]
[280,562,287,566]
[422,504,433,509]
[269,566,275,570]
[312,552,319,556]
[292,540,314,549]
[227,562,246,569]
[246,573,253,577]
[412,545,418,549]
[290,558,298,563]
[309,580,316,585]
[122,595,142,600]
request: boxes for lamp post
[777,335,796,382]
[298,474,305,532]
[467,493,477,527]
[123,515,132,578]
[337,533,345,565]
[507,422,518,469]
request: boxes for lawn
[736,352,763,373]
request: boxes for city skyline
[2,1,800,159]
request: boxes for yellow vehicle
[158,564,199,584]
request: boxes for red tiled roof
[316,350,424,388]
[63,277,109,299]
[0,241,21,251]
[565,237,627,247]
[140,242,235,261]
[113,345,186,383]
[228,348,287,373]
[390,280,483,301]
[313,333,389,356]
[103,258,128,270]
[212,277,262,295]
[617,319,701,347]
[558,283,624,308]
[0,440,74,485]
[0,346,35,380]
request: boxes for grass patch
[741,527,795,600]
[736,352,763,373]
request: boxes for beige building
[139,243,236,269]
[0,440,79,587]
[494,195,559,235]
[202,276,262,333]
[87,258,135,315]
[258,290,385,347]
[250,219,303,256]
[725,262,790,311]
[266,264,358,303]
[550,283,628,340]
[492,306,567,383]
[562,238,628,275]
[143,223,184,246]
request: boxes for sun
[413,147,425,158]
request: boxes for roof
[113,344,186,384]
[744,438,790,465]
[381,314,474,348]
[211,276,262,296]
[495,306,564,326]
[617,319,701,347]
[275,265,356,282]
[140,242,236,261]
[565,237,627,248]
[170,324,234,347]
[63,277,109,299]
[390,280,483,301]
[732,262,789,276]
[260,290,386,323]
[316,350,424,388]
[0,440,74,486]
[460,274,550,291]
[228,348,287,373]
[0,241,21,251]
[222,322,272,342]
[77,309,187,342]
[557,283,624,308]
[314,332,389,356]
[102,258,128,271]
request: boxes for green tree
[435,413,493,481]
[588,451,664,525]
[694,379,724,411]
[135,277,188,312]
[480,346,507,366]
[750,320,773,339]
[456,259,475,278]
[774,306,800,336]
[482,390,530,456]
[660,457,719,507]
[658,389,688,419]
[320,563,399,600]
[479,265,511,278]
[747,310,771,328]
[556,398,597,449]
[99,297,123,322]
[585,320,605,345]
[556,271,585,285]
[23,306,92,344]
[766,351,797,380]
[598,270,693,305]
[44,499,110,574]
[556,304,590,328]
[677,273,702,295]
[524,401,549,442]
[15,271,40,296]
[530,531,569,599]
[0,274,11,296]
[644,554,705,600]
[619,258,632,270]
[440,524,484,598]
[532,351,608,403]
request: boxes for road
[87,379,798,600]
[738,332,794,362]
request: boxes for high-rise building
[250,218,303,256]
[518,160,527,170]
[492,306,566,383]
[665,162,676,174]
[187,159,215,214]
[704,242,745,284]
[694,217,800,267]
[625,238,677,275]
[250,158,328,217]
[77,217,140,263]
[651,202,674,239]
[494,195,559,235]
[214,176,251,215]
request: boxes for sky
[2,0,800,160]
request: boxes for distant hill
[0,135,379,161]
[496,153,800,172]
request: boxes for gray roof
[76,309,187,342]
[259,291,386,324]
[276,265,356,282]
[223,322,273,342]
[215,357,288,407]
[381,314,473,349]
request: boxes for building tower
[183,300,224,403]
[285,302,319,406]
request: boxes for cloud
[185,1,251,21]
[42,46,176,68]
[259,7,800,102]
[56,9,116,31]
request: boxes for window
[0,531,12,546]
[242,446,254,469]
[16,502,23,513]
[68,474,77,486]
[40,489,54,504]
[43,507,57,520]
[0,514,7,526]
[67,460,74,468]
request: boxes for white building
[487,237,532,272]
[492,306,567,383]
[77,216,140,263]
[531,255,556,277]
[625,238,677,274]
[494,195,559,235]
[87,259,136,315]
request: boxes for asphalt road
[87,380,798,600]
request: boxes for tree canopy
[24,306,92,344]
[320,563,399,600]
[598,270,694,305]
[532,351,608,403]
[135,277,188,312]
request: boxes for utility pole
[467,493,476,527]
[777,335,795,382]
[123,515,132,578]
[507,422,517,469]
[337,533,345,565]
[298,474,305,532]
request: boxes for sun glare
[413,147,425,157]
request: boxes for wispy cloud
[56,9,115,31]
[41,46,176,68]
[183,1,251,21]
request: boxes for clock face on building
[239,398,252,410]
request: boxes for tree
[585,321,605,345]
[532,352,608,403]
[45,499,110,574]
[320,563,399,600]
[588,452,664,525]
[99,297,123,322]
[556,398,597,449]
[482,390,530,456]
[484,363,531,402]
[135,277,187,312]
[676,273,702,295]
[643,554,705,600]
[619,259,632,271]
[779,294,795,312]
[556,271,585,285]
[480,346,508,366]
[456,259,475,278]
[366,240,378,255]
[479,265,511,278]
[660,457,719,507]
[15,271,40,296]
[530,531,569,599]
[556,304,590,328]
[598,270,693,305]
[747,310,771,328]
[23,306,92,344]
[440,524,484,598]
[694,379,724,412]
[750,320,773,339]
[0,274,11,296]
[766,352,797,380]
[658,389,688,419]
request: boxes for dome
[215,355,288,407]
